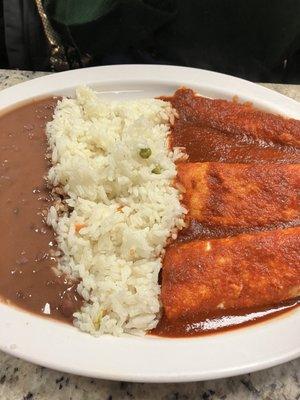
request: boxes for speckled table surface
[0,69,299,400]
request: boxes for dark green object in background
[43,0,300,82]
[44,0,177,62]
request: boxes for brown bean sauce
[0,97,83,322]
[151,89,300,337]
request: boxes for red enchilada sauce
[154,298,299,337]
[0,98,82,322]
[152,88,300,337]
[0,90,298,336]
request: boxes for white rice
[46,86,186,336]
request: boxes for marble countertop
[0,69,299,400]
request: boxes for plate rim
[0,64,299,382]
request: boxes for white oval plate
[0,65,299,382]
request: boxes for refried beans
[0,97,83,322]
